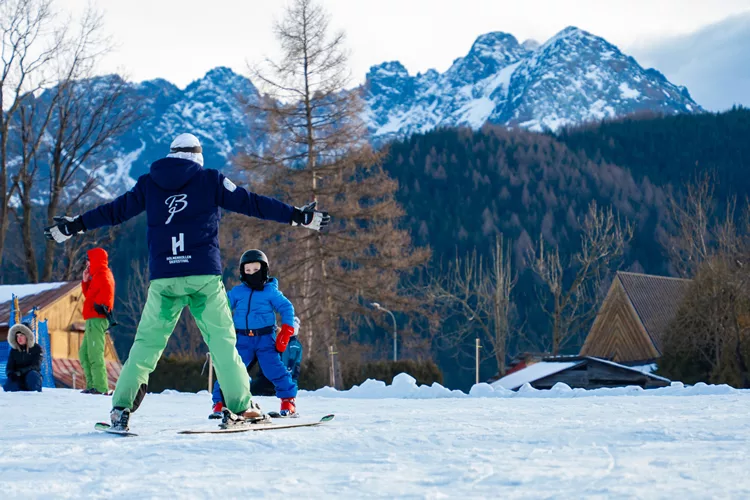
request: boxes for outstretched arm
[216,172,295,224]
[44,177,147,243]
[216,172,330,231]
[81,178,147,230]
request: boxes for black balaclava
[242,266,268,291]
[239,249,269,291]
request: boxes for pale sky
[61,0,750,96]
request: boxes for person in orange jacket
[80,247,115,395]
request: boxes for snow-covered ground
[2,376,750,498]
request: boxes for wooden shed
[0,282,121,390]
[580,272,692,364]
[492,356,670,391]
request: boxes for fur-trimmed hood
[8,323,35,350]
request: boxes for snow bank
[303,373,745,399]
[308,373,467,399]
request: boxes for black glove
[290,201,330,231]
[44,216,86,243]
[93,303,110,316]
[94,303,118,327]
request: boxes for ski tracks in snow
[1,389,750,497]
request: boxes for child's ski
[267,411,300,419]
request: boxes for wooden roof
[53,358,122,391]
[581,272,692,363]
[616,272,692,352]
[0,281,81,326]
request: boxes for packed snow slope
[1,375,749,498]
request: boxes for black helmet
[239,249,269,286]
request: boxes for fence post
[329,345,336,388]
[207,353,213,392]
[475,338,481,385]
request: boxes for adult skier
[80,248,115,395]
[44,133,329,431]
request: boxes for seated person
[4,322,43,392]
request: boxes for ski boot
[220,401,268,429]
[110,407,131,432]
[279,397,297,417]
[209,401,224,420]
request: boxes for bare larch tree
[531,201,633,355]
[12,7,138,282]
[231,0,428,384]
[0,0,64,266]
[427,234,516,376]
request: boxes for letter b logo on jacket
[165,194,188,224]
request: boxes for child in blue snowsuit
[211,249,298,417]
[250,317,303,396]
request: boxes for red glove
[276,324,294,352]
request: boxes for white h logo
[165,194,188,224]
[172,233,185,255]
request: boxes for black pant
[3,371,42,392]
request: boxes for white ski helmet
[167,133,204,166]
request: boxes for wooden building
[580,272,692,364]
[0,282,121,390]
[492,356,670,391]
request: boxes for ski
[178,414,335,435]
[267,411,300,419]
[94,422,138,437]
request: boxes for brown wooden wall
[31,286,119,363]
[580,279,660,363]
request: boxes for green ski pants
[112,275,251,413]
[80,317,110,393]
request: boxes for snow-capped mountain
[89,67,263,194]
[59,26,700,196]
[365,27,700,141]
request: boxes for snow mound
[308,373,467,399]
[304,373,744,399]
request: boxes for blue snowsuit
[250,335,303,396]
[212,278,297,403]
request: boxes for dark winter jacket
[80,158,295,280]
[6,324,42,380]
[282,336,303,382]
[82,248,115,320]
[228,278,295,331]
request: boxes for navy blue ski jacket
[81,158,295,280]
